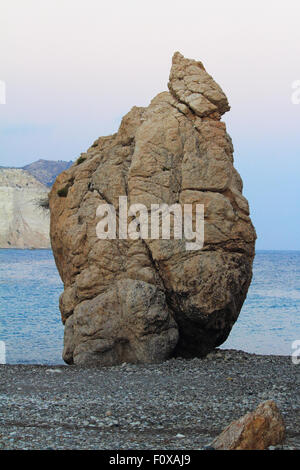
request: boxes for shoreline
[1,349,299,450]
[0,348,295,367]
[1,248,300,251]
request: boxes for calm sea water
[0,249,299,364]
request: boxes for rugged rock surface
[0,169,50,249]
[49,52,256,366]
[211,400,285,450]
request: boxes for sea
[0,249,299,364]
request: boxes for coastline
[1,349,299,450]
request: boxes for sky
[0,0,299,250]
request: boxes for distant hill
[22,159,73,187]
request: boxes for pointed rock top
[168,52,230,118]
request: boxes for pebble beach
[0,349,299,450]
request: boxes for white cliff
[0,169,50,248]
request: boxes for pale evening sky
[0,0,299,249]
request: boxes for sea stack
[49,52,256,365]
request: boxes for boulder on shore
[49,52,256,366]
[211,400,285,450]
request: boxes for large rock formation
[49,52,256,366]
[0,169,50,248]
